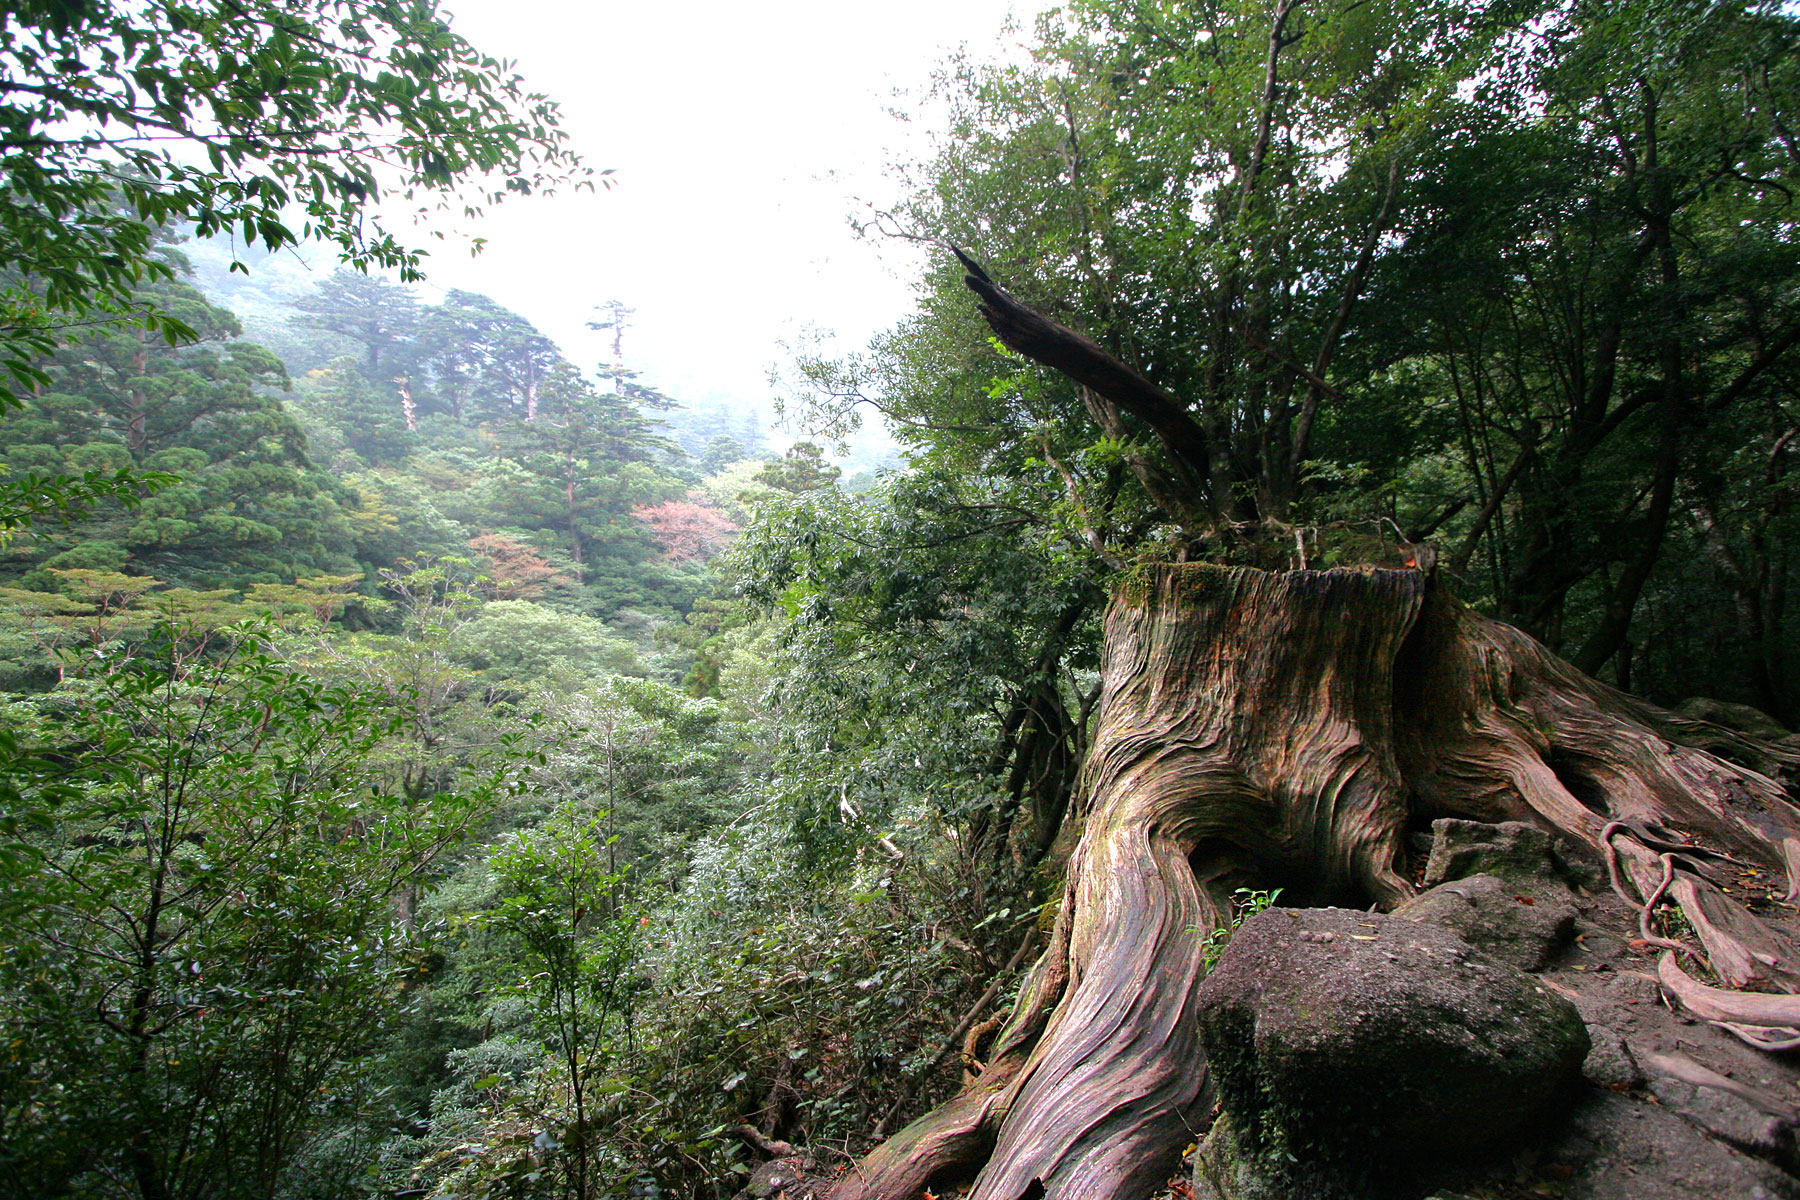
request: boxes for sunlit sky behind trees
[200,0,1050,415]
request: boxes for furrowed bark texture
[834,565,1429,1200]
[1396,596,1800,994]
[833,564,1800,1200]
[970,565,1426,1200]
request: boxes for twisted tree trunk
[829,563,1800,1200]
[827,261,1800,1200]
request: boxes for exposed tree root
[868,927,1039,1141]
[1397,596,1800,993]
[831,565,1800,1200]
[826,1062,1021,1200]
[828,877,1074,1200]
[1659,954,1800,1049]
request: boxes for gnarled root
[1659,954,1800,1051]
[837,566,1427,1200]
[1397,597,1800,994]
[827,887,1073,1200]
[833,567,1800,1200]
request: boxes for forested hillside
[0,251,773,618]
[3,1,1799,1199]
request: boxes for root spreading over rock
[829,564,1800,1200]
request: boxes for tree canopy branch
[954,250,1215,514]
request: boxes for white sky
[333,0,1050,416]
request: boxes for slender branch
[1237,0,1301,226]
[1038,433,1128,570]
[729,1124,798,1160]
[815,384,999,435]
[1447,447,1532,578]
[1292,153,1404,476]
[1706,318,1800,415]
[1406,496,1468,542]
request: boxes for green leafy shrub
[1201,889,1285,972]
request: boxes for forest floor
[1426,881,1800,1200]
[735,827,1800,1200]
[1154,855,1800,1200]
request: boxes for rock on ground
[1421,818,1593,893]
[729,1156,821,1200]
[1397,871,1577,971]
[1193,906,1589,1198]
[1182,818,1800,1200]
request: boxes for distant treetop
[0,0,594,409]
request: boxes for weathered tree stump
[829,564,1800,1200]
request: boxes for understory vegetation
[2,0,1798,1198]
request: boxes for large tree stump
[830,564,1800,1200]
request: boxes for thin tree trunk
[566,461,583,565]
[128,330,149,455]
[396,376,418,432]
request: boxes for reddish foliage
[632,494,738,563]
[467,533,574,598]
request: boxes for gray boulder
[1398,872,1577,970]
[1193,907,1589,1197]
[1423,818,1589,892]
[1676,697,1791,739]
[729,1158,816,1200]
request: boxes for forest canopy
[0,0,590,409]
[2,0,1800,1199]
[797,0,1800,714]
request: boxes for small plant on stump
[1199,888,1283,972]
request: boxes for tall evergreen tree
[497,362,684,598]
[0,262,361,588]
[417,289,561,424]
[293,271,423,378]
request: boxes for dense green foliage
[0,623,513,1198]
[2,0,1798,1198]
[799,0,1800,716]
[0,250,754,628]
[0,0,589,406]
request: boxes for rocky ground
[726,818,1800,1200]
[1183,819,1800,1200]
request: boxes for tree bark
[1396,591,1800,991]
[831,563,1800,1200]
[852,261,1800,1200]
